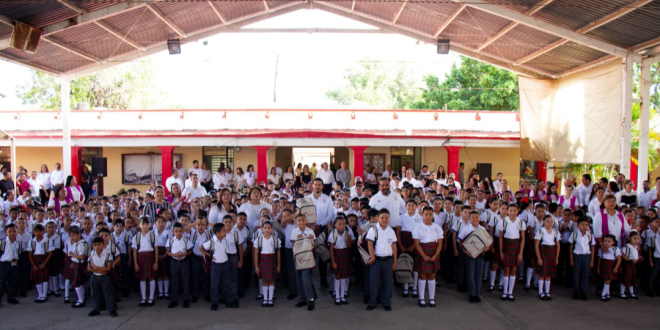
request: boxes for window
[203,147,233,173]
[390,147,421,173]
[122,154,181,185]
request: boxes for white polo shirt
[534,228,559,246]
[369,191,404,228]
[399,213,422,232]
[569,230,595,255]
[316,168,335,185]
[88,250,113,276]
[412,222,444,243]
[0,237,20,262]
[203,236,228,263]
[458,224,483,241]
[327,228,355,249]
[598,246,621,260]
[365,225,397,257]
[132,232,155,253]
[291,227,316,244]
[182,184,207,200]
[497,217,526,239]
[311,193,335,226]
[166,236,193,261]
[253,235,280,254]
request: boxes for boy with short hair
[190,216,211,303]
[366,209,398,311]
[458,211,489,303]
[222,215,242,308]
[0,224,21,306]
[166,222,193,308]
[201,223,232,311]
[88,237,117,317]
[291,214,317,310]
[569,218,595,301]
[452,205,472,293]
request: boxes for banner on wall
[519,60,623,164]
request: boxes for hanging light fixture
[167,39,181,55]
[437,39,450,55]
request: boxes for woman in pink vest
[593,194,631,249]
[65,175,85,203]
[48,185,72,215]
[558,185,579,211]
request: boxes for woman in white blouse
[37,164,51,205]
[208,188,235,224]
[200,163,212,192]
[235,167,245,192]
[267,167,281,189]
[244,164,257,188]
[213,166,228,190]
[282,165,295,185]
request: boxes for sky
[0,9,461,110]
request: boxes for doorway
[292,148,334,169]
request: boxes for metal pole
[620,55,633,178]
[61,80,72,177]
[638,58,652,191]
[10,137,16,180]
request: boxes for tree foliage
[410,57,518,110]
[16,59,164,110]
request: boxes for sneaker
[211,303,218,311]
[88,310,100,317]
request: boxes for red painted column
[158,146,176,195]
[630,158,638,189]
[71,146,83,185]
[444,146,463,179]
[537,161,547,184]
[348,146,368,185]
[253,146,271,186]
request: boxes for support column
[638,57,652,192]
[253,146,272,186]
[348,146,368,186]
[630,158,638,190]
[620,55,633,178]
[546,161,556,186]
[159,146,175,195]
[71,146,83,186]
[61,80,72,177]
[444,146,463,179]
[537,161,547,184]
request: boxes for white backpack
[357,224,377,264]
[395,253,414,283]
[293,237,316,270]
[296,198,317,224]
[313,232,331,262]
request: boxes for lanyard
[9,240,18,259]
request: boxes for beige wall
[421,147,448,174]
[459,147,520,191]
[234,146,257,174]
[275,147,293,171]
[16,147,63,175]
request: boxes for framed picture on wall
[122,154,181,184]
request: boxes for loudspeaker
[10,22,41,54]
[476,163,492,181]
[92,157,107,177]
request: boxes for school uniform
[281,222,298,297]
[497,217,526,268]
[81,229,95,246]
[225,227,243,303]
[399,213,422,254]
[569,230,595,295]
[28,237,53,284]
[62,240,89,287]
[458,224,486,297]
[360,222,377,300]
[488,215,506,265]
[557,219,573,284]
[534,228,560,278]
[15,231,32,294]
[452,218,470,288]
[328,228,355,278]
[190,229,212,299]
[292,227,316,303]
[203,236,233,305]
[598,246,621,281]
[620,243,638,287]
[112,231,131,294]
[154,229,172,277]
[412,222,443,274]
[234,226,251,297]
[131,232,156,280]
[47,232,63,285]
[648,234,660,292]
[253,235,280,282]
[167,236,193,302]
[0,237,21,301]
[366,225,397,308]
[88,249,117,312]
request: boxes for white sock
[164,280,169,294]
[413,272,419,291]
[140,281,147,300]
[544,280,550,294]
[418,279,426,300]
[534,273,539,286]
[428,280,436,300]
[489,271,496,286]
[258,279,263,292]
[340,279,347,299]
[149,280,156,300]
[343,278,349,296]
[42,282,48,298]
[59,274,65,290]
[75,287,85,303]
[629,286,635,295]
[525,268,534,286]
[49,277,56,292]
[538,280,544,295]
[65,279,70,298]
[334,279,341,300]
[602,284,610,297]
[620,284,626,296]
[499,270,504,286]
[262,286,268,301]
[502,275,509,294]
[157,280,163,294]
[36,283,43,298]
[268,286,274,301]
[404,283,409,291]
[508,276,516,294]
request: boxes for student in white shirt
[291,214,316,310]
[27,224,53,302]
[328,215,354,305]
[413,206,444,307]
[252,221,280,307]
[534,215,560,300]
[458,210,488,303]
[597,234,621,302]
[497,203,526,301]
[201,222,231,308]
[365,208,398,311]
[87,236,117,317]
[132,217,158,307]
[620,231,640,299]
[397,199,422,297]
[569,218,595,300]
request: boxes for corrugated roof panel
[153,1,224,34]
[213,1,267,23]
[395,2,463,36]
[48,23,135,60]
[526,42,610,74]
[585,2,660,48]
[0,2,78,28]
[267,1,303,11]
[0,41,93,73]
[484,24,563,61]
[354,0,402,24]
[442,6,513,48]
[317,0,353,11]
[532,0,636,31]
[482,0,545,14]
[525,53,574,74]
[73,0,125,13]
[102,7,178,48]
[0,24,12,40]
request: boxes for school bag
[202,238,215,274]
[270,220,286,243]
[357,225,377,264]
[135,231,156,251]
[394,252,414,284]
[461,227,493,259]
[0,239,22,257]
[313,232,331,262]
[296,197,317,224]
[293,237,316,270]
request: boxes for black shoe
[475,296,481,303]
[545,294,552,301]
[227,302,239,308]
[469,296,476,303]
[109,310,117,317]
[524,285,530,291]
[88,310,100,317]
[384,306,392,311]
[122,292,129,298]
[7,298,19,305]
[580,293,588,301]
[486,286,494,292]
[204,295,211,303]
[329,290,335,296]
[500,294,507,301]
[507,295,515,302]
[47,291,54,296]
[219,298,226,304]
[630,294,639,300]
[191,296,198,303]
[457,285,467,293]
[211,303,218,311]
[366,305,376,311]
[183,301,190,308]
[255,294,263,301]
[572,293,579,300]
[341,298,348,305]
[308,301,315,311]
[164,295,171,300]
[363,297,370,305]
[54,291,61,297]
[157,294,164,301]
[238,293,245,299]
[498,285,504,292]
[64,298,70,304]
[147,299,154,307]
[295,301,308,308]
[168,301,178,308]
[321,281,329,288]
[72,301,85,308]
[335,300,341,306]
[648,292,655,298]
[402,291,409,297]
[430,299,437,307]
[287,294,297,300]
[418,300,427,307]
[138,300,146,307]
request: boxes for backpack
[394,252,414,283]
[358,225,378,264]
[0,239,22,257]
[30,239,47,254]
[168,237,190,252]
[313,232,331,262]
[135,231,155,251]
[571,231,593,246]
[192,230,211,246]
[296,197,317,224]
[293,237,316,270]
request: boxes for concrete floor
[0,277,657,330]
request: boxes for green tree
[410,57,518,110]
[325,58,422,109]
[16,59,166,110]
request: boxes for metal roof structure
[0,0,659,80]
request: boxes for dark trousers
[118,253,130,292]
[443,242,456,281]
[91,275,116,312]
[322,184,332,195]
[456,243,467,287]
[466,256,484,296]
[363,263,371,299]
[0,262,18,300]
[650,257,660,292]
[369,257,393,307]
[558,242,571,284]
[239,252,253,296]
[318,226,329,285]
[283,248,298,295]
[572,254,590,294]
[210,262,233,305]
[295,268,315,302]
[39,189,51,207]
[227,255,239,300]
[191,255,209,297]
[82,188,92,203]
[170,258,191,302]
[17,251,30,293]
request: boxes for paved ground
[0,276,657,330]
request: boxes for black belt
[172,258,188,263]
[227,253,237,256]
[376,256,392,261]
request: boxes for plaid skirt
[620,260,636,286]
[535,245,557,278]
[600,259,618,281]
[258,253,277,281]
[502,238,521,268]
[30,254,50,283]
[400,231,414,250]
[62,258,87,287]
[48,249,64,276]
[333,248,352,278]
[156,246,170,277]
[136,251,156,280]
[414,242,440,274]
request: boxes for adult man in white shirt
[316,163,336,195]
[213,168,229,190]
[273,161,282,177]
[639,180,654,209]
[382,165,392,179]
[492,173,504,193]
[311,178,335,287]
[576,174,594,207]
[175,161,187,183]
[27,171,40,198]
[420,165,431,178]
[369,178,404,228]
[189,160,203,180]
[182,173,207,200]
[401,169,419,187]
[50,162,65,190]
[165,169,184,194]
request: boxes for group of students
[2,170,660,318]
